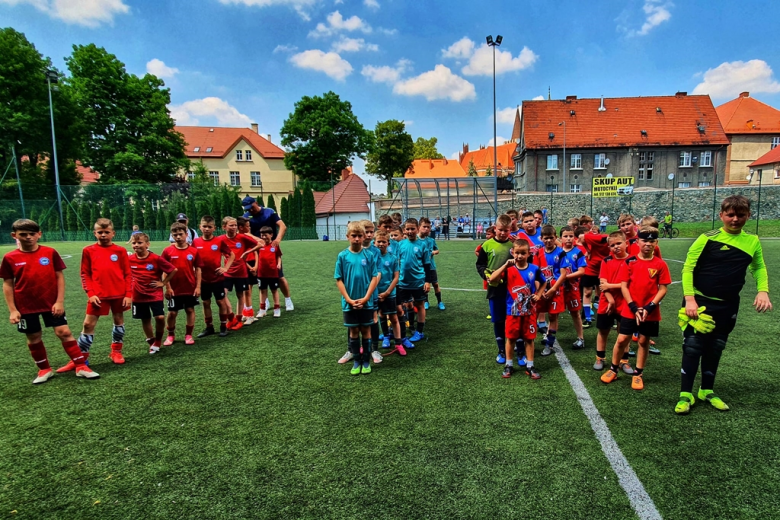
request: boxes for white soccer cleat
[338,351,353,364]
[371,351,383,364]
[149,346,160,355]
[256,309,267,318]
[285,297,294,311]
[75,365,100,379]
[273,308,281,318]
[244,316,255,326]
[33,369,55,385]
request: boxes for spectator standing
[442,216,450,240]
[169,214,199,244]
[599,213,609,233]
[542,206,548,224]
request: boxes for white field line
[554,345,664,520]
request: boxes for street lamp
[667,173,675,231]
[486,34,502,219]
[46,69,66,241]
[559,121,566,193]
[747,169,762,235]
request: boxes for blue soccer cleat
[409,331,425,342]
[438,302,446,310]
[382,337,391,349]
[496,352,506,364]
[402,338,415,350]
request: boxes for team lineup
[334,195,772,414]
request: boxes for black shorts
[425,269,438,284]
[397,286,425,303]
[278,266,285,278]
[581,274,600,289]
[17,312,68,334]
[259,277,280,290]
[596,313,620,331]
[224,277,249,293]
[343,308,375,327]
[201,281,227,301]
[618,317,660,338]
[167,295,200,312]
[247,273,258,286]
[132,300,165,320]
[681,296,739,336]
[378,296,398,315]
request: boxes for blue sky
[3,0,780,192]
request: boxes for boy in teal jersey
[676,195,772,414]
[361,219,384,364]
[334,222,380,375]
[375,230,408,356]
[419,217,445,311]
[396,218,431,343]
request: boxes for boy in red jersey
[579,217,609,329]
[161,223,204,346]
[59,218,132,372]
[2,219,99,383]
[221,216,258,330]
[601,227,671,390]
[237,217,261,325]
[129,233,177,354]
[594,231,630,372]
[560,226,586,349]
[535,226,569,357]
[193,215,235,338]
[255,226,283,318]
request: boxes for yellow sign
[592,177,635,198]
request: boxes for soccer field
[1,238,779,519]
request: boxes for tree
[467,159,478,177]
[155,207,166,232]
[142,200,153,229]
[280,91,372,183]
[89,204,99,228]
[280,196,288,221]
[266,193,277,215]
[301,185,316,228]
[66,44,189,183]
[131,201,143,229]
[365,119,415,193]
[111,207,123,230]
[413,136,444,160]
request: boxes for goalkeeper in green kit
[676,195,772,414]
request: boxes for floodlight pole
[756,170,762,235]
[11,144,25,218]
[46,70,65,240]
[487,35,502,219]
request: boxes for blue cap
[242,196,256,211]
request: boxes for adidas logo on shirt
[720,245,730,251]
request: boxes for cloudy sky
[3,0,780,192]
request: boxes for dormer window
[193,147,200,152]
[206,147,213,153]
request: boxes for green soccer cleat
[361,364,372,375]
[698,389,730,411]
[350,363,361,376]
[675,392,695,415]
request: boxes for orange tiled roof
[314,172,370,215]
[716,92,780,134]
[521,94,729,150]
[405,158,466,178]
[76,161,99,183]
[460,143,516,172]
[175,126,285,159]
[749,146,780,168]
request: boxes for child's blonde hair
[347,221,365,236]
[640,216,659,229]
[94,218,113,230]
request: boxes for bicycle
[661,225,679,239]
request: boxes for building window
[250,171,262,187]
[772,137,780,149]
[679,151,692,167]
[700,151,712,167]
[698,181,711,187]
[186,171,194,181]
[570,154,582,169]
[236,150,243,161]
[678,182,691,188]
[546,184,558,192]
[594,153,606,169]
[209,171,220,186]
[638,151,654,180]
[193,147,200,152]
[245,150,252,161]
[230,171,240,186]
[546,155,558,170]
[206,147,213,153]
[570,184,582,193]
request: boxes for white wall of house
[317,213,370,229]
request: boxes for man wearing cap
[242,196,294,311]
[168,213,199,244]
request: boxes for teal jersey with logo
[419,236,439,270]
[334,247,378,311]
[366,244,382,306]
[377,251,399,296]
[397,238,430,289]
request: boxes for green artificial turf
[1,238,779,519]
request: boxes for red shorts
[564,289,582,312]
[505,314,538,341]
[536,289,565,314]
[86,298,128,316]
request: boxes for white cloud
[334,0,343,3]
[692,59,780,99]
[403,120,413,126]
[442,37,475,60]
[332,36,378,53]
[618,0,673,37]
[393,65,476,102]
[488,136,508,147]
[218,0,317,20]
[0,0,129,27]
[494,106,518,124]
[377,27,397,35]
[290,49,353,81]
[462,45,538,76]
[273,44,298,53]
[146,59,179,79]
[361,59,410,83]
[364,0,379,9]
[449,151,460,160]
[533,95,545,100]
[309,10,372,37]
[170,97,252,127]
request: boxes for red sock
[152,339,161,347]
[185,325,194,336]
[260,302,266,310]
[62,340,86,366]
[111,342,123,352]
[28,341,51,370]
[145,337,154,345]
[274,304,280,310]
[205,316,213,326]
[228,312,235,322]
[167,327,175,336]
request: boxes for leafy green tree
[142,200,153,229]
[156,207,166,232]
[413,136,444,160]
[89,204,99,227]
[467,159,478,177]
[66,204,78,231]
[28,208,37,225]
[78,203,90,230]
[301,185,316,227]
[66,44,189,183]
[280,91,372,183]
[279,196,288,221]
[111,207,123,231]
[131,201,143,229]
[365,120,414,192]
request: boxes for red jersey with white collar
[598,255,628,315]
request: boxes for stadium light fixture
[486,35,502,219]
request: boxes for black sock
[610,363,620,372]
[700,348,723,391]
[634,367,644,375]
[681,337,702,393]
[361,338,371,363]
[409,309,416,330]
[596,350,606,359]
[435,291,442,304]
[400,315,407,338]
[416,321,425,333]
[380,319,389,336]
[348,337,360,356]
[371,322,380,345]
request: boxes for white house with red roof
[314,170,372,232]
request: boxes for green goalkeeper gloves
[678,306,716,334]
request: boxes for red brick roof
[521,94,729,150]
[76,161,99,183]
[749,146,780,168]
[175,126,285,159]
[716,92,780,134]
[314,172,370,215]
[460,143,516,172]
[405,158,466,178]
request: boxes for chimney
[266,134,272,143]
[251,123,259,133]
[598,96,606,112]
[566,95,577,101]
[740,91,750,98]
[675,91,687,96]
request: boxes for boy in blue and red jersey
[560,226,586,349]
[534,225,570,357]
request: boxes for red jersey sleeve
[193,250,205,269]
[617,259,630,284]
[158,255,176,274]
[80,247,96,297]
[219,237,232,257]
[657,260,672,285]
[119,248,132,298]
[52,250,67,271]
[655,245,663,259]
